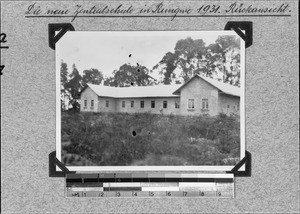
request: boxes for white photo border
[55,30,246,172]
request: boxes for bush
[61,112,240,166]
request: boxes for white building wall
[98,97,117,113]
[179,77,219,116]
[80,87,99,112]
[80,82,240,116]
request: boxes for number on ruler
[167,192,171,196]
[99,192,104,197]
[82,192,87,197]
[132,192,138,197]
[200,192,204,196]
[72,192,80,197]
[217,192,222,196]
[149,192,154,196]
[116,192,121,197]
[183,191,187,196]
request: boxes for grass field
[61,112,240,166]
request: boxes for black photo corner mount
[224,21,253,48]
[49,151,75,177]
[226,151,252,177]
[49,23,76,177]
[48,23,75,50]
[224,21,252,177]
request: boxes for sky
[56,31,237,78]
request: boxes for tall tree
[82,68,104,86]
[60,61,69,110]
[154,52,178,84]
[153,37,206,84]
[214,36,240,86]
[104,64,156,87]
[153,36,241,86]
[65,64,83,111]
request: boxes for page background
[1,1,299,213]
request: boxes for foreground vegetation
[61,112,240,166]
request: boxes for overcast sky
[56,31,237,77]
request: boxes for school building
[79,75,240,116]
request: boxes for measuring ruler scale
[65,173,234,198]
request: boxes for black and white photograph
[56,31,245,171]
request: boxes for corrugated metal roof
[87,83,182,98]
[173,75,240,97]
[86,75,240,98]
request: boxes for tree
[65,64,83,111]
[153,52,178,84]
[60,61,69,110]
[214,36,240,86]
[153,37,206,84]
[104,64,156,87]
[153,35,241,86]
[82,68,104,86]
[204,36,241,86]
[60,64,104,111]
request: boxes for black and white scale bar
[66,173,234,184]
[65,173,234,198]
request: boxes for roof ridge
[85,82,182,98]
[197,74,239,87]
[172,74,240,97]
[88,83,183,88]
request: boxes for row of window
[83,99,215,110]
[188,100,240,110]
[121,100,180,109]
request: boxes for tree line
[61,35,241,111]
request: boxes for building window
[163,101,168,108]
[84,100,87,108]
[188,99,194,109]
[122,101,125,108]
[131,101,134,108]
[151,100,155,108]
[175,100,180,109]
[105,100,109,107]
[202,99,209,109]
[91,100,94,109]
[140,101,144,108]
